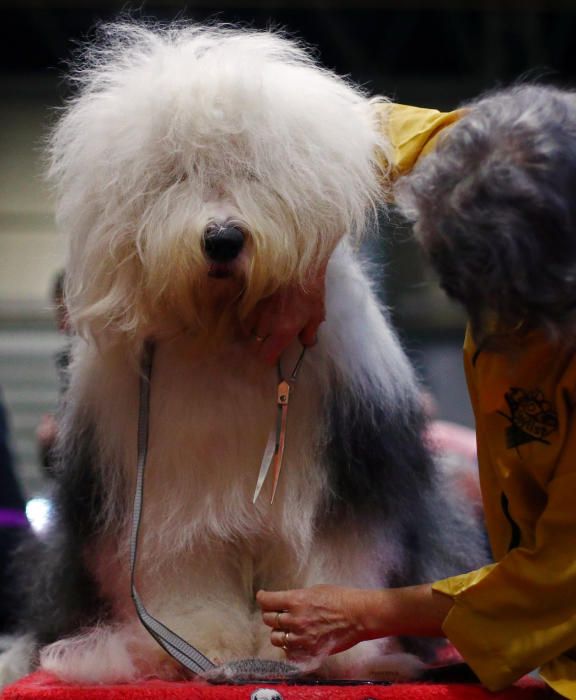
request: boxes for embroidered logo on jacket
[498,388,559,448]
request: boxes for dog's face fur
[49,24,389,344]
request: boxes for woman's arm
[257,583,452,657]
[246,105,462,366]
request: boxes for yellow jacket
[385,104,576,699]
[432,329,576,699]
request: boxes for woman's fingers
[262,610,292,629]
[270,629,310,652]
[257,585,370,659]
[256,589,293,612]
[246,266,327,365]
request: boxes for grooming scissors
[252,346,307,504]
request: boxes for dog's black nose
[203,223,245,263]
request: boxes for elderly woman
[256,85,576,699]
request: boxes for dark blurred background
[1,0,575,503]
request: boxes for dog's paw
[319,640,426,682]
[202,658,302,684]
[357,652,426,682]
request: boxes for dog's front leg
[135,543,258,668]
[287,529,426,681]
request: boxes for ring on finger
[275,611,283,629]
[282,630,290,651]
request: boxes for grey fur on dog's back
[322,376,485,574]
[319,360,488,661]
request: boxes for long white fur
[49,23,391,343]
[3,23,428,685]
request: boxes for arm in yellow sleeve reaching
[257,435,576,692]
[434,427,576,691]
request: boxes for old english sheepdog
[2,22,484,686]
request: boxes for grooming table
[2,672,551,700]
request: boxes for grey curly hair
[396,84,576,341]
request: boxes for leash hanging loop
[130,339,216,675]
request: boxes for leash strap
[130,340,216,674]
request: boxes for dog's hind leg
[39,620,190,683]
[0,635,36,688]
[9,407,119,684]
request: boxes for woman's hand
[247,263,327,366]
[257,585,371,658]
[257,583,451,660]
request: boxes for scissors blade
[270,381,291,504]
[252,424,278,504]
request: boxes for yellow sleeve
[462,325,480,416]
[374,103,464,177]
[433,427,576,691]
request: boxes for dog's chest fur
[75,335,329,574]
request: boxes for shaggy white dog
[1,22,483,686]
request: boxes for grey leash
[129,339,216,675]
